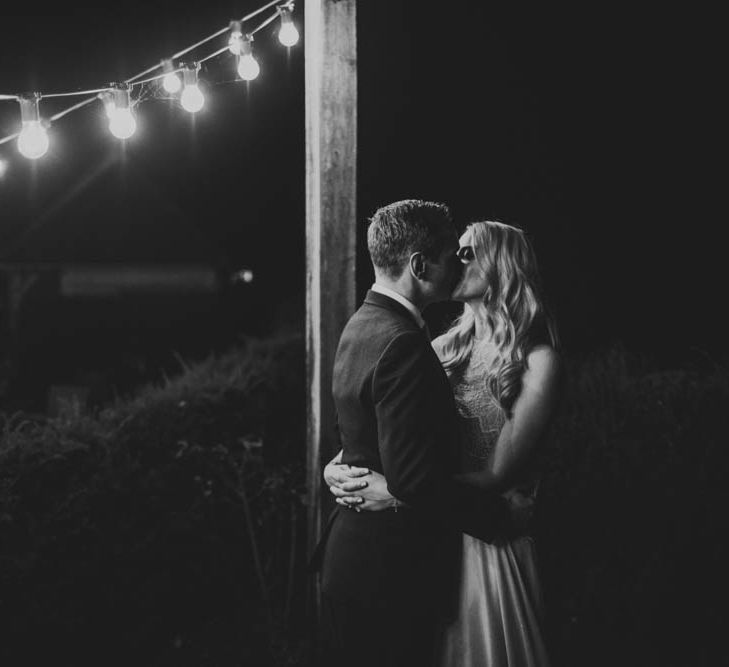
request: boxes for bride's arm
[456,345,561,493]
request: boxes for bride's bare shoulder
[523,345,561,392]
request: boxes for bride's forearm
[453,469,504,491]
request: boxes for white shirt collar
[371,283,426,329]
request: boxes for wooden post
[304,0,357,620]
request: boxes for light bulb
[237,54,260,81]
[181,84,204,113]
[162,71,181,94]
[278,9,299,47]
[17,121,49,159]
[228,21,244,55]
[108,108,136,139]
[279,23,299,47]
[17,93,49,159]
[99,92,116,118]
[229,32,243,55]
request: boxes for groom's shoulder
[348,300,414,333]
[340,302,418,351]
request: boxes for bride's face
[451,229,488,302]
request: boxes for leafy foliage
[1,337,725,666]
[0,334,307,667]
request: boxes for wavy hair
[436,221,559,415]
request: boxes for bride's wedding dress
[437,345,551,667]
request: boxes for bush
[0,334,308,667]
[2,337,726,667]
[537,345,728,667]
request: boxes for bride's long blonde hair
[436,221,559,415]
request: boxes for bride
[325,220,560,666]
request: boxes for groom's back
[323,291,461,610]
[332,300,418,472]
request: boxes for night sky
[0,2,720,382]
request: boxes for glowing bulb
[278,8,299,47]
[228,21,244,55]
[237,54,260,81]
[17,121,49,160]
[160,59,182,94]
[180,63,205,113]
[99,92,116,118]
[162,71,181,94]
[236,36,259,81]
[229,33,243,55]
[181,84,204,113]
[16,93,49,159]
[105,84,136,139]
[108,108,136,139]
[228,20,244,55]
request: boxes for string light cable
[0,0,297,153]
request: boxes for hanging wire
[41,87,113,99]
[128,70,183,87]
[50,97,99,122]
[125,0,286,83]
[198,45,231,65]
[249,9,281,36]
[0,0,295,145]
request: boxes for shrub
[0,334,308,667]
[2,337,725,667]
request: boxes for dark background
[0,2,721,407]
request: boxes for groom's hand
[323,462,370,489]
[329,470,397,512]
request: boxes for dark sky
[0,2,720,367]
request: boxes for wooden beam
[304,0,357,618]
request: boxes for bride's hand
[328,469,397,512]
[503,489,535,534]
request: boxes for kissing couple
[312,199,560,667]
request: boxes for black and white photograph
[0,2,722,666]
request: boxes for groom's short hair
[367,199,454,277]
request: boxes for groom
[315,200,514,666]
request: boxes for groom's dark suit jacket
[318,290,511,614]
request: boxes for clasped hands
[324,460,536,529]
[323,462,394,512]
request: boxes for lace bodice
[448,346,507,474]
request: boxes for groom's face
[426,236,461,302]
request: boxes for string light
[236,35,260,81]
[17,93,49,160]
[98,91,116,119]
[107,83,136,139]
[0,0,298,158]
[228,20,244,55]
[277,6,299,47]
[180,63,205,113]
[161,59,182,94]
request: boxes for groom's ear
[409,252,427,280]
